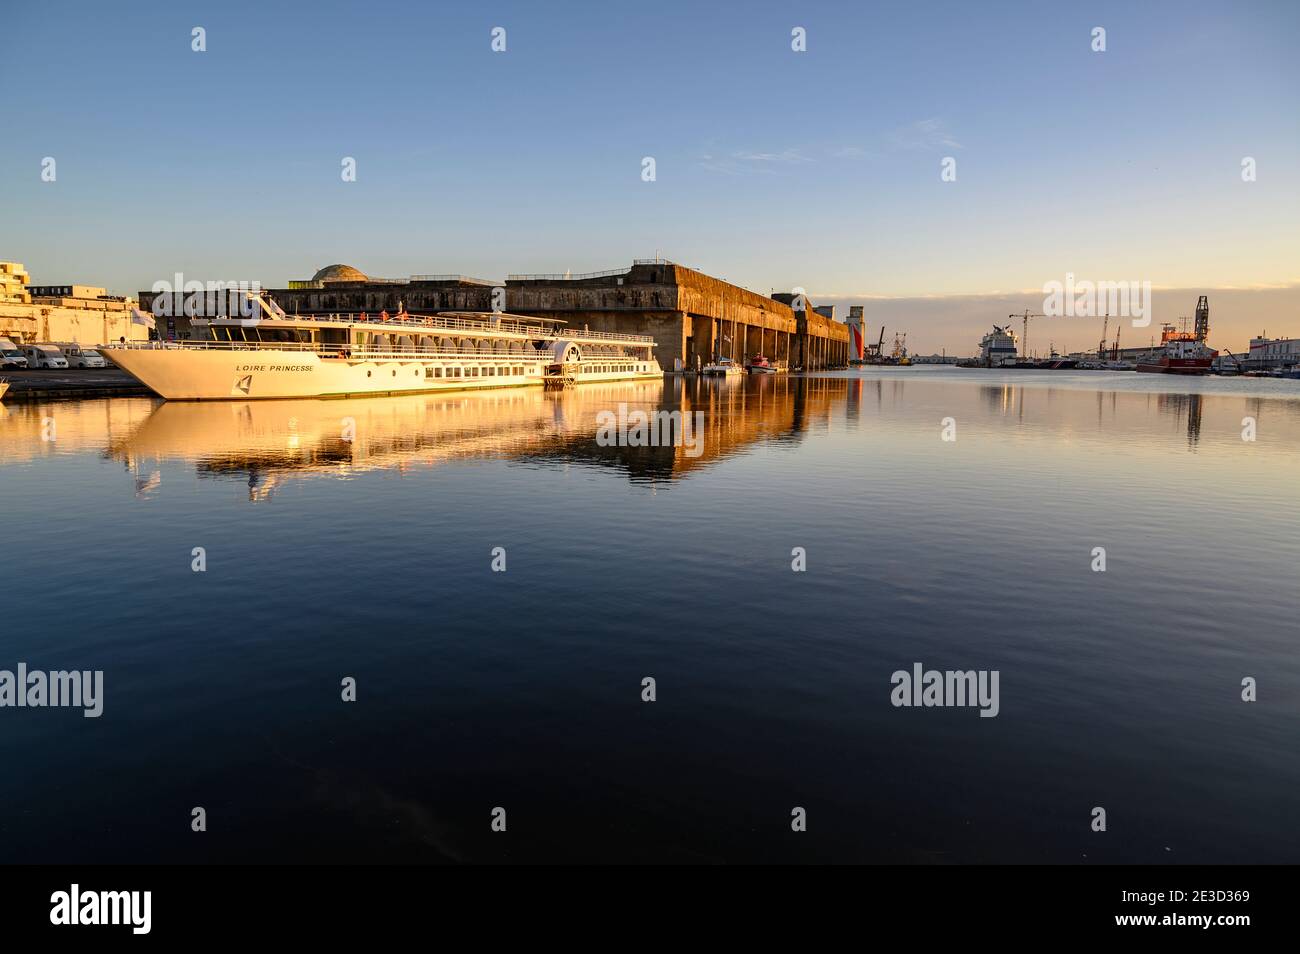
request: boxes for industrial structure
[845,306,866,361]
[139,260,851,372]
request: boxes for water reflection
[1156,393,1204,447]
[3,373,1298,503]
[2,374,1300,501]
[86,376,852,499]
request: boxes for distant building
[1247,334,1300,368]
[844,305,866,360]
[0,262,146,345]
[28,284,108,299]
[1,262,32,304]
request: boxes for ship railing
[202,311,655,343]
[109,340,547,359]
[560,328,655,343]
[106,340,650,362]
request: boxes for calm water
[1,368,1297,864]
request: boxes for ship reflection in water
[1,369,1298,864]
[102,376,854,500]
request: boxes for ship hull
[107,347,660,401]
[1135,358,1214,375]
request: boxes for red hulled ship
[1136,296,1217,375]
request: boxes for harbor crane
[1098,312,1125,360]
[1008,310,1047,359]
[865,325,886,362]
[1219,347,1245,373]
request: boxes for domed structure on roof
[311,264,368,283]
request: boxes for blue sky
[2,0,1297,352]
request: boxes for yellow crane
[1008,310,1047,359]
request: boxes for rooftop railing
[506,267,632,282]
[106,340,648,362]
[408,275,500,285]
[506,259,684,282]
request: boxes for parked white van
[0,338,28,369]
[63,345,108,368]
[23,344,69,369]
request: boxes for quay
[0,369,150,402]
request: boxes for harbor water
[1,368,1297,863]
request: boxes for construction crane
[1218,346,1245,374]
[865,325,886,362]
[1008,310,1047,359]
[1099,314,1110,360]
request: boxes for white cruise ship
[106,296,660,401]
[977,325,1019,367]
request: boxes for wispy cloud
[827,145,870,159]
[887,118,962,151]
[699,148,814,175]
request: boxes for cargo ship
[1136,297,1217,375]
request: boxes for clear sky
[2,0,1297,353]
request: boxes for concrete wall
[0,300,148,346]
[510,263,848,372]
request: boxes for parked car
[23,344,69,369]
[64,345,107,369]
[0,337,29,369]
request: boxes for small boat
[747,354,777,374]
[702,357,743,376]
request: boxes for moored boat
[746,354,776,374]
[104,296,660,401]
[1136,297,1217,375]
[702,357,743,376]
